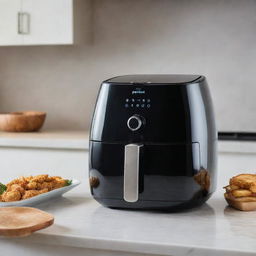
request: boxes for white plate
[0,179,80,207]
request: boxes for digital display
[124,98,151,108]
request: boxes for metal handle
[123,144,143,203]
[18,12,22,34]
[18,12,30,35]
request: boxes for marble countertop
[6,190,256,256]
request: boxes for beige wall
[0,0,255,131]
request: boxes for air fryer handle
[123,144,143,202]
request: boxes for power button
[127,115,144,131]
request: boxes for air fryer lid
[91,75,206,143]
[107,74,201,84]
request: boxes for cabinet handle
[18,12,30,35]
[17,12,22,34]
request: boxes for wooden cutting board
[0,207,54,237]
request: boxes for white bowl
[0,179,80,207]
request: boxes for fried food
[2,191,21,202]
[22,189,48,199]
[231,189,252,198]
[230,174,256,193]
[26,181,37,190]
[30,175,49,183]
[0,175,70,202]
[37,182,53,190]
[10,184,25,195]
[224,174,256,211]
[22,190,40,199]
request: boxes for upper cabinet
[0,0,22,45]
[0,0,91,46]
[22,0,73,45]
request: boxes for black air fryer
[89,75,217,210]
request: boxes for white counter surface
[2,190,255,256]
[218,140,256,154]
[0,130,89,149]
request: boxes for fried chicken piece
[39,188,48,194]
[22,187,49,199]
[10,184,25,195]
[46,176,61,182]
[2,191,21,202]
[230,174,256,193]
[26,181,38,190]
[22,190,41,200]
[25,176,33,182]
[6,176,27,190]
[37,182,54,190]
[52,176,62,179]
[52,179,66,189]
[31,174,49,183]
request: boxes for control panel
[124,98,151,109]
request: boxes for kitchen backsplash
[0,0,255,131]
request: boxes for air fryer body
[89,75,217,210]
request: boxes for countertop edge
[0,138,89,150]
[9,233,254,256]
[0,130,90,150]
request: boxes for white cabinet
[22,0,73,45]
[0,0,90,46]
[0,0,22,45]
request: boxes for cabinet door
[0,0,23,45]
[22,0,73,45]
